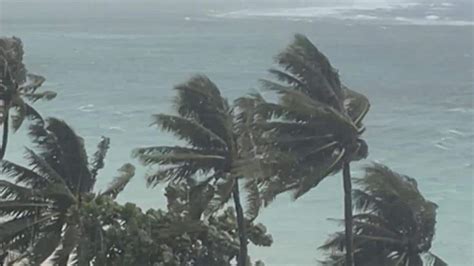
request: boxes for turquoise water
[1,0,473,265]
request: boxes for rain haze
[0,0,472,265]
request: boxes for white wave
[353,14,378,20]
[78,104,95,112]
[440,2,454,7]
[66,33,149,40]
[425,15,440,20]
[447,107,474,113]
[108,126,125,132]
[447,129,466,137]
[394,16,474,26]
[434,143,450,150]
[213,1,419,19]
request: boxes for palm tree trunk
[232,178,248,266]
[343,162,354,266]
[0,111,9,160]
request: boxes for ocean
[1,0,473,265]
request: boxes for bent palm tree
[320,163,447,266]
[0,118,134,265]
[0,37,56,159]
[247,34,370,265]
[134,75,264,266]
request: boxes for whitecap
[78,104,95,112]
[425,15,440,20]
[108,126,125,132]
[394,16,474,26]
[447,107,474,113]
[213,2,418,20]
[66,33,149,40]
[434,143,450,150]
[441,2,454,7]
[447,129,465,137]
[352,14,378,20]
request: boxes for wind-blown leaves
[51,224,80,266]
[275,33,344,111]
[0,160,49,188]
[244,178,262,221]
[0,118,132,265]
[0,37,55,160]
[137,75,266,224]
[90,136,110,180]
[101,163,135,199]
[239,34,370,204]
[0,180,39,200]
[0,212,58,244]
[321,163,445,266]
[43,118,91,193]
[29,221,63,265]
[151,114,228,150]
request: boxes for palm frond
[21,91,57,103]
[423,252,448,266]
[0,212,58,244]
[101,163,135,199]
[0,37,27,84]
[188,182,215,220]
[319,232,345,251]
[174,75,226,117]
[274,34,344,110]
[204,176,235,216]
[244,178,262,221]
[151,114,228,149]
[43,118,92,193]
[352,189,381,212]
[90,136,110,180]
[268,68,306,89]
[23,148,70,191]
[18,74,46,93]
[343,86,370,126]
[135,149,225,166]
[173,75,232,144]
[145,166,195,187]
[29,220,63,265]
[23,102,44,124]
[293,148,345,199]
[10,97,26,132]
[0,180,39,200]
[51,223,80,266]
[0,160,49,188]
[0,200,49,217]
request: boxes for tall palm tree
[0,37,56,159]
[320,163,447,266]
[247,34,370,265]
[134,75,265,266]
[0,118,134,265]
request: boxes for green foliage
[0,37,57,160]
[237,33,371,202]
[0,118,134,265]
[320,163,447,266]
[133,75,235,190]
[78,183,272,266]
[135,77,269,230]
[0,36,447,266]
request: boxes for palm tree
[0,37,56,159]
[134,75,265,266]
[0,118,134,265]
[246,34,370,265]
[320,163,447,266]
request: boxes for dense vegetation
[0,36,445,266]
